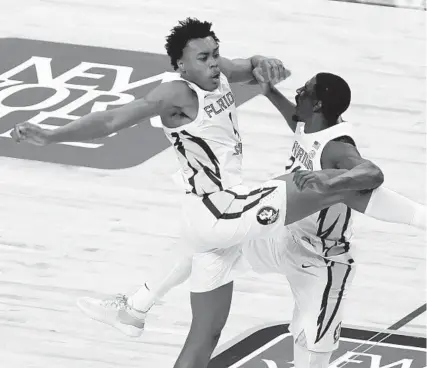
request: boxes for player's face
[294,76,318,122]
[179,37,221,91]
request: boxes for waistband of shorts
[185,184,248,197]
[290,231,354,265]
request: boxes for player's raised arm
[11,82,179,145]
[246,59,296,131]
[221,55,296,130]
[219,56,287,84]
[261,83,298,132]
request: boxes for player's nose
[208,57,218,69]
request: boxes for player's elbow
[105,110,126,134]
[368,161,385,188]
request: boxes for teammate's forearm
[265,86,298,132]
[47,110,115,143]
[326,161,384,192]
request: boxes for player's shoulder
[323,137,357,157]
[321,135,359,168]
[158,80,193,96]
[331,135,356,146]
[152,80,195,106]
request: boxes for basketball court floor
[0,0,425,367]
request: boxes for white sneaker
[77,294,147,338]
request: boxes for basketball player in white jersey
[11,18,426,368]
[243,73,378,368]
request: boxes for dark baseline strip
[388,304,426,331]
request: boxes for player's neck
[180,74,198,87]
[305,115,329,133]
[180,74,214,92]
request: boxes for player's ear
[177,59,186,74]
[313,100,322,112]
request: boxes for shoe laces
[102,294,129,309]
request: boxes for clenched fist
[252,58,291,85]
[10,122,52,146]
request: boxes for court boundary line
[388,303,426,331]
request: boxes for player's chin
[200,78,218,91]
[210,76,220,89]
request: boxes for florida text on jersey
[162,73,243,196]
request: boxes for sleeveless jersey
[161,72,243,196]
[285,122,355,263]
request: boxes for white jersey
[285,122,355,262]
[161,72,243,196]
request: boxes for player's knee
[193,318,225,340]
[187,323,223,349]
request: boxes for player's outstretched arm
[11,82,179,145]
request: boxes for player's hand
[253,58,291,86]
[293,170,332,193]
[10,122,52,146]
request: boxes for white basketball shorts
[179,180,287,292]
[244,230,355,352]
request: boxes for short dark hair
[315,72,351,123]
[165,18,220,70]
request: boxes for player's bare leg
[174,282,233,368]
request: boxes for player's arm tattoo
[321,138,384,192]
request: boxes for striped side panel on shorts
[315,261,352,343]
[202,187,277,220]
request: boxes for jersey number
[285,156,302,173]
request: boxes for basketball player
[11,18,425,368]
[241,73,380,368]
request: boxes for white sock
[294,340,332,368]
[364,187,426,230]
[128,255,192,314]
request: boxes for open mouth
[211,72,220,81]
